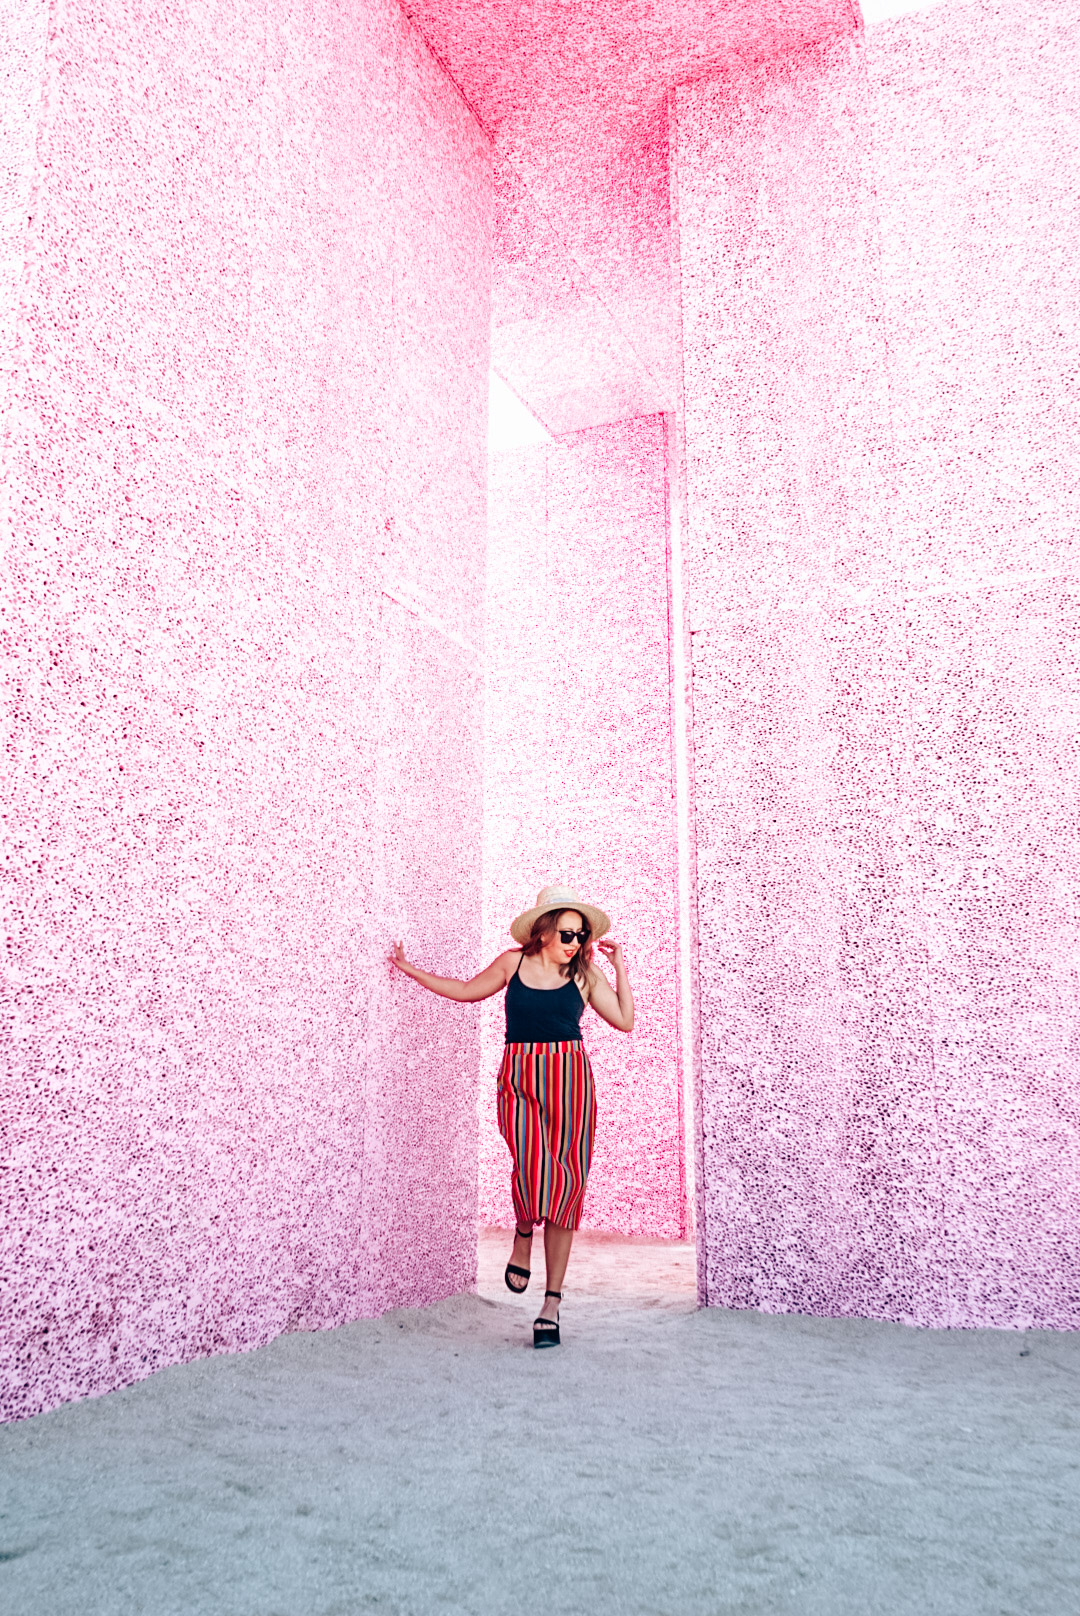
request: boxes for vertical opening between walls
[666,83,704,1295]
[664,405,697,1252]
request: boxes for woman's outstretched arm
[390,942,518,1003]
[587,939,635,1032]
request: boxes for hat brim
[509,900,611,945]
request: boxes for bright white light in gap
[488,370,553,452]
[860,0,942,20]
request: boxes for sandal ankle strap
[515,1226,534,1239]
[544,1290,562,1299]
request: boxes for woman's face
[544,910,585,968]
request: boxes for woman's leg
[510,1225,533,1276]
[539,1221,574,1320]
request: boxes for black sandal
[504,1226,534,1294]
[533,1290,562,1349]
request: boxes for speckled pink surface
[482,417,687,1238]
[1,0,490,1420]
[404,0,852,431]
[4,0,1079,1427]
[677,0,1080,1327]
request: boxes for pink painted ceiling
[401,0,858,432]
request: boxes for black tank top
[504,954,585,1044]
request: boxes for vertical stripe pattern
[496,1041,596,1231]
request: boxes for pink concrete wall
[1,0,491,1420]
[482,417,687,1237]
[676,0,1080,1327]
[404,0,852,432]
[6,0,1076,1427]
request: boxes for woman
[390,883,634,1348]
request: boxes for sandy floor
[2,1229,1079,1615]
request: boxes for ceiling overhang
[401,0,858,435]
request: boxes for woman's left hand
[597,938,624,969]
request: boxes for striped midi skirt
[496,1040,596,1231]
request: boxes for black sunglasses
[558,929,588,945]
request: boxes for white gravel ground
[2,1228,1078,1616]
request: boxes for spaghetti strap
[512,952,523,979]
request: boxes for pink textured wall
[1,0,491,1420]
[404,0,851,432]
[0,0,47,433]
[482,417,687,1237]
[677,0,1080,1327]
[5,0,1077,1430]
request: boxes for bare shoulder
[489,949,521,983]
[582,963,606,1001]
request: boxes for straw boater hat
[510,884,611,945]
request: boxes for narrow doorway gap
[476,1227,698,1314]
